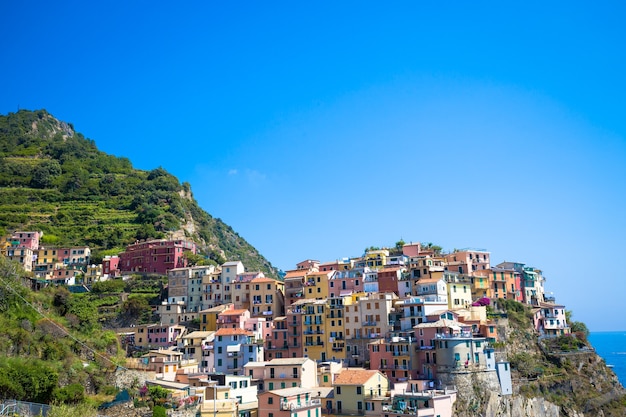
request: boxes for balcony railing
[434,332,473,339]
[280,399,321,410]
[363,321,377,326]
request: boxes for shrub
[152,405,166,417]
[53,383,85,404]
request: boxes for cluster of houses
[2,231,573,417]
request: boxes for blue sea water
[588,331,626,385]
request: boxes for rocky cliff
[450,308,625,417]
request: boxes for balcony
[434,332,473,339]
[543,322,567,330]
[363,321,377,326]
[227,352,241,357]
[280,399,321,410]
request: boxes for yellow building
[250,277,285,320]
[444,271,473,309]
[332,369,389,415]
[203,268,226,308]
[199,304,233,332]
[364,249,389,270]
[471,273,493,300]
[303,270,334,300]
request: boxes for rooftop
[334,369,381,385]
[214,328,254,336]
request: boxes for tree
[30,160,61,188]
[121,297,150,324]
[53,383,85,404]
[566,310,590,341]
[148,385,170,401]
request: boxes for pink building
[258,387,322,417]
[443,249,490,276]
[118,238,196,275]
[402,242,422,258]
[6,231,42,250]
[532,302,571,337]
[245,317,273,343]
[328,269,365,298]
[133,323,186,349]
[102,255,120,277]
[216,308,250,329]
[369,333,420,386]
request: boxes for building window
[268,397,273,404]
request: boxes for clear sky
[2,1,625,331]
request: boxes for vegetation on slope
[0,109,276,275]
[495,299,625,416]
[0,256,121,404]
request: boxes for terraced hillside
[0,109,276,275]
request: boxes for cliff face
[449,311,625,417]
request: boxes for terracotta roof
[417,277,444,284]
[284,270,307,279]
[381,266,401,271]
[219,309,249,316]
[334,369,380,385]
[214,327,253,336]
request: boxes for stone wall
[115,369,157,391]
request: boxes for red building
[118,239,196,275]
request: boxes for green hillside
[0,109,276,276]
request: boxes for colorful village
[2,231,572,417]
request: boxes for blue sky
[2,1,625,331]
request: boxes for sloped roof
[219,309,249,316]
[334,369,380,385]
[183,331,215,339]
[215,327,253,336]
[201,304,233,313]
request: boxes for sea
[588,331,626,385]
